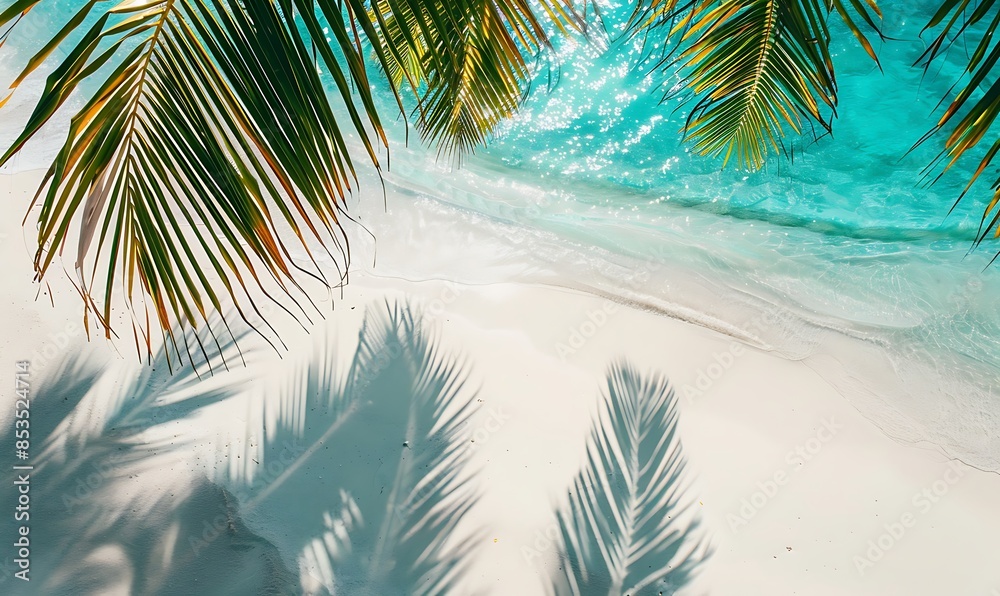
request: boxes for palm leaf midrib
[690,0,786,159]
[40,2,174,271]
[726,0,780,150]
[609,394,644,595]
[102,2,176,316]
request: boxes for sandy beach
[3,168,998,595]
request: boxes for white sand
[2,169,999,595]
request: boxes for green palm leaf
[552,361,707,595]
[0,1,38,55]
[369,0,584,159]
[914,0,1000,247]
[0,0,583,362]
[629,0,882,170]
[1,0,398,364]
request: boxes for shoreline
[345,162,1000,474]
[3,169,1000,594]
[4,165,997,474]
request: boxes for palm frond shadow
[0,325,295,595]
[235,300,480,595]
[550,361,710,596]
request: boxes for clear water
[373,0,1000,469]
[2,0,997,469]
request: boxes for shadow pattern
[232,301,480,595]
[0,326,295,595]
[550,361,709,596]
[2,306,707,596]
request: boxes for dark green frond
[629,0,882,170]
[369,0,583,160]
[0,0,390,364]
[0,0,39,55]
[830,0,883,65]
[0,0,587,361]
[915,0,1000,247]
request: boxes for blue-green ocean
[1,0,997,468]
[378,0,999,468]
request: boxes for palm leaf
[914,0,1000,249]
[552,361,708,596]
[0,0,39,55]
[0,0,403,364]
[628,0,882,170]
[0,0,587,361]
[368,0,585,160]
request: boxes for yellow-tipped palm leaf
[0,0,579,365]
[369,0,583,159]
[916,0,1000,248]
[627,0,882,170]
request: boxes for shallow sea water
[2,0,997,470]
[372,0,1000,470]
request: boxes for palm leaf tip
[0,0,590,359]
[913,0,1000,249]
[633,0,882,171]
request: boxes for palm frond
[0,0,394,364]
[629,0,882,170]
[368,0,584,160]
[0,0,586,360]
[625,0,683,34]
[914,0,1000,248]
[0,0,39,55]
[552,361,707,596]
[830,0,883,64]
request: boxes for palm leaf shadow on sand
[239,300,480,595]
[550,361,710,596]
[0,327,295,595]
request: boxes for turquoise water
[1,1,997,467]
[374,0,1000,467]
